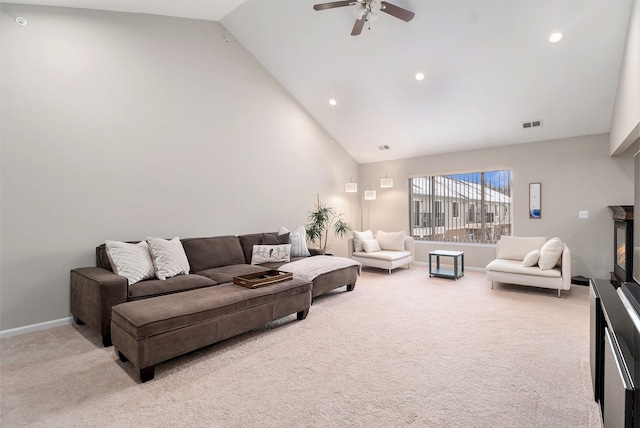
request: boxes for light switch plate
[579,210,589,219]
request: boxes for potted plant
[305,193,352,254]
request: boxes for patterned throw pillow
[280,226,310,257]
[105,240,156,285]
[251,244,292,265]
[147,237,191,280]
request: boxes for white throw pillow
[362,239,382,253]
[147,237,190,280]
[538,237,564,270]
[251,244,291,265]
[105,240,156,285]
[283,226,310,257]
[497,236,548,260]
[353,230,374,252]
[376,231,406,251]
[522,249,540,267]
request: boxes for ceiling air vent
[522,120,543,129]
[378,145,390,150]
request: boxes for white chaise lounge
[486,236,571,297]
[348,230,414,274]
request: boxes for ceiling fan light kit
[313,0,415,36]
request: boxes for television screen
[634,149,640,284]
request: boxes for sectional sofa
[70,232,360,348]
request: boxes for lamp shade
[364,190,377,200]
[345,182,358,193]
[380,177,393,188]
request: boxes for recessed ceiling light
[549,32,563,43]
[415,72,425,81]
[16,17,27,26]
[329,99,337,106]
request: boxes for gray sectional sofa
[70,232,359,348]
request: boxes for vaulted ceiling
[4,0,633,163]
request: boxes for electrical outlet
[579,211,589,219]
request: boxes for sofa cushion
[128,274,215,300]
[147,237,190,280]
[486,259,561,278]
[239,233,265,264]
[522,249,540,267]
[362,239,382,253]
[251,244,292,265]
[182,236,246,272]
[538,237,564,270]
[353,250,412,261]
[497,236,547,260]
[105,240,156,285]
[262,232,290,245]
[376,231,405,251]
[195,264,270,284]
[353,230,374,252]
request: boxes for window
[410,170,512,243]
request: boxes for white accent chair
[348,234,414,274]
[486,236,571,297]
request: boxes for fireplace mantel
[609,205,634,220]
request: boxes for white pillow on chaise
[522,249,540,267]
[353,230,374,252]
[279,226,310,257]
[362,239,382,253]
[538,237,564,270]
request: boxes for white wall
[610,0,640,155]
[0,5,359,331]
[359,134,636,279]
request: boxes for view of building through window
[410,170,512,243]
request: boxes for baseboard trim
[0,317,73,339]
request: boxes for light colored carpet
[1,266,601,427]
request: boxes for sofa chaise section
[348,233,414,274]
[486,236,571,297]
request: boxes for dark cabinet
[590,279,639,428]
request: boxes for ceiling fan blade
[313,1,354,11]
[351,11,368,36]
[380,1,415,22]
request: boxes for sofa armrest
[70,267,128,346]
[404,236,415,254]
[348,238,355,258]
[561,244,572,289]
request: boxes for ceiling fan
[313,0,415,36]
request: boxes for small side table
[429,250,464,280]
